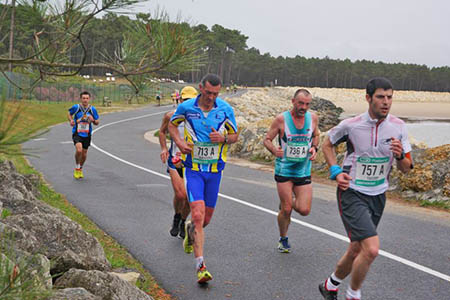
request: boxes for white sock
[346,287,361,300]
[325,272,342,291]
[76,164,81,169]
[195,256,204,270]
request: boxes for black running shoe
[170,216,181,237]
[319,282,338,300]
[178,219,186,239]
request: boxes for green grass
[1,208,11,219]
[419,200,450,210]
[0,101,172,300]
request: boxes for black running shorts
[72,133,91,150]
[337,188,386,242]
[274,175,311,186]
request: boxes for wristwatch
[224,135,228,144]
[395,151,405,161]
[312,145,319,152]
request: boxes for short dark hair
[201,73,222,87]
[80,91,91,98]
[366,77,393,97]
[293,88,311,99]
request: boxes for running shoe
[183,220,195,254]
[73,168,81,179]
[319,282,338,300]
[197,263,212,284]
[170,216,181,237]
[178,219,186,239]
[78,168,84,178]
[278,237,291,253]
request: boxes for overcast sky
[135,0,450,68]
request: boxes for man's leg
[190,200,206,258]
[168,169,187,236]
[276,180,294,237]
[349,235,379,290]
[292,183,312,216]
[74,143,83,166]
[80,148,88,167]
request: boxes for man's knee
[362,244,379,262]
[190,207,205,225]
[279,205,292,217]
[347,243,362,259]
[294,205,310,216]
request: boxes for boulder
[54,269,153,300]
[48,288,101,300]
[3,213,111,274]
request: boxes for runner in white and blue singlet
[168,74,238,284]
[319,78,414,300]
[159,86,198,239]
[67,91,99,179]
[264,89,320,253]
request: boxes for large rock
[48,288,101,300]
[0,160,39,200]
[3,213,111,274]
[54,269,153,300]
[392,144,450,202]
[0,161,59,216]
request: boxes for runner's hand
[209,127,224,143]
[336,173,352,190]
[178,141,193,154]
[390,137,403,158]
[70,120,75,126]
[88,115,95,123]
[160,149,169,163]
[309,147,317,161]
[275,146,284,158]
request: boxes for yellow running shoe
[78,168,84,178]
[197,264,212,284]
[183,220,194,254]
[73,168,81,179]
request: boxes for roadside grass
[0,100,172,299]
[419,199,450,210]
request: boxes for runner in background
[159,86,198,239]
[67,91,99,179]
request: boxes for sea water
[405,122,450,147]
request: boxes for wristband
[395,151,405,161]
[329,164,343,180]
[224,135,228,144]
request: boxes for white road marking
[60,141,73,144]
[91,110,450,283]
[32,138,47,141]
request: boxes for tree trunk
[8,0,16,72]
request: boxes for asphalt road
[25,99,450,300]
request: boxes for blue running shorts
[184,168,222,208]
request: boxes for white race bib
[285,141,309,162]
[193,142,219,164]
[77,120,89,134]
[355,156,390,187]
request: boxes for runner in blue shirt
[67,91,99,179]
[169,74,239,284]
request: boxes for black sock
[174,213,181,220]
